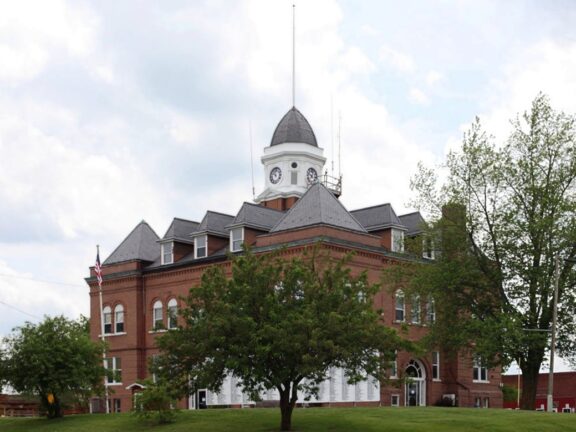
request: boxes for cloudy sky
[1,0,576,369]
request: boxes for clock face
[270,167,282,184]
[306,167,318,184]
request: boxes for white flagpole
[96,245,109,414]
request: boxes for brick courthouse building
[87,106,502,412]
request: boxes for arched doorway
[405,360,426,406]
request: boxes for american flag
[95,249,103,288]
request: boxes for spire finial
[292,3,296,107]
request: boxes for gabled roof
[351,203,406,232]
[103,221,160,265]
[161,218,199,243]
[228,202,285,231]
[270,182,367,233]
[194,211,235,237]
[270,106,318,147]
[398,211,427,236]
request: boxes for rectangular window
[105,357,122,384]
[291,171,298,185]
[390,351,398,378]
[161,242,173,265]
[230,227,244,252]
[391,229,404,252]
[483,397,489,408]
[422,237,435,259]
[411,296,421,324]
[426,296,436,323]
[391,394,400,407]
[432,351,440,380]
[195,235,207,258]
[113,398,121,413]
[473,356,488,382]
[103,309,112,334]
[153,305,163,330]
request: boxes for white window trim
[167,298,178,329]
[391,394,400,407]
[194,235,208,259]
[391,229,405,253]
[390,352,398,379]
[230,227,244,252]
[472,357,489,383]
[105,357,122,386]
[114,304,124,334]
[153,300,163,330]
[432,351,441,381]
[161,242,174,265]
[395,291,405,323]
[411,295,421,324]
[103,306,112,334]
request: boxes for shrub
[133,382,178,424]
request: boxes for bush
[133,382,178,424]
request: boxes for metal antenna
[331,95,334,177]
[292,3,296,107]
[338,111,342,177]
[249,121,255,200]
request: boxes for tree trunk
[278,382,299,431]
[520,350,544,410]
[279,389,294,431]
[43,393,64,419]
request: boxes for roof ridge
[351,203,392,213]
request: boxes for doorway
[405,360,426,406]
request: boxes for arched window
[114,304,124,333]
[153,300,163,330]
[167,299,178,329]
[395,291,405,322]
[103,306,112,334]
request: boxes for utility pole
[547,255,560,413]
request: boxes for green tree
[1,315,105,418]
[156,248,406,431]
[407,94,576,409]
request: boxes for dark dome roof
[270,107,318,147]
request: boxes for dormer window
[391,229,405,253]
[230,227,244,252]
[161,242,173,265]
[422,237,435,260]
[195,235,207,259]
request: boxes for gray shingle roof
[271,182,367,233]
[161,218,199,242]
[351,204,406,232]
[228,202,285,231]
[398,212,426,236]
[270,106,318,147]
[103,221,160,265]
[196,211,235,237]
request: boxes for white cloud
[425,70,443,86]
[379,45,415,74]
[408,87,430,106]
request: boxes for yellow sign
[47,393,55,405]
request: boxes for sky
[1,0,576,371]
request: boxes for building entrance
[405,360,426,406]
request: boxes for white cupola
[255,106,326,205]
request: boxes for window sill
[106,383,123,387]
[432,378,442,382]
[99,332,127,338]
[149,329,168,334]
[393,320,405,324]
[472,380,490,384]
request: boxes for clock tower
[255,106,328,210]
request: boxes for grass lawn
[2,407,576,432]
